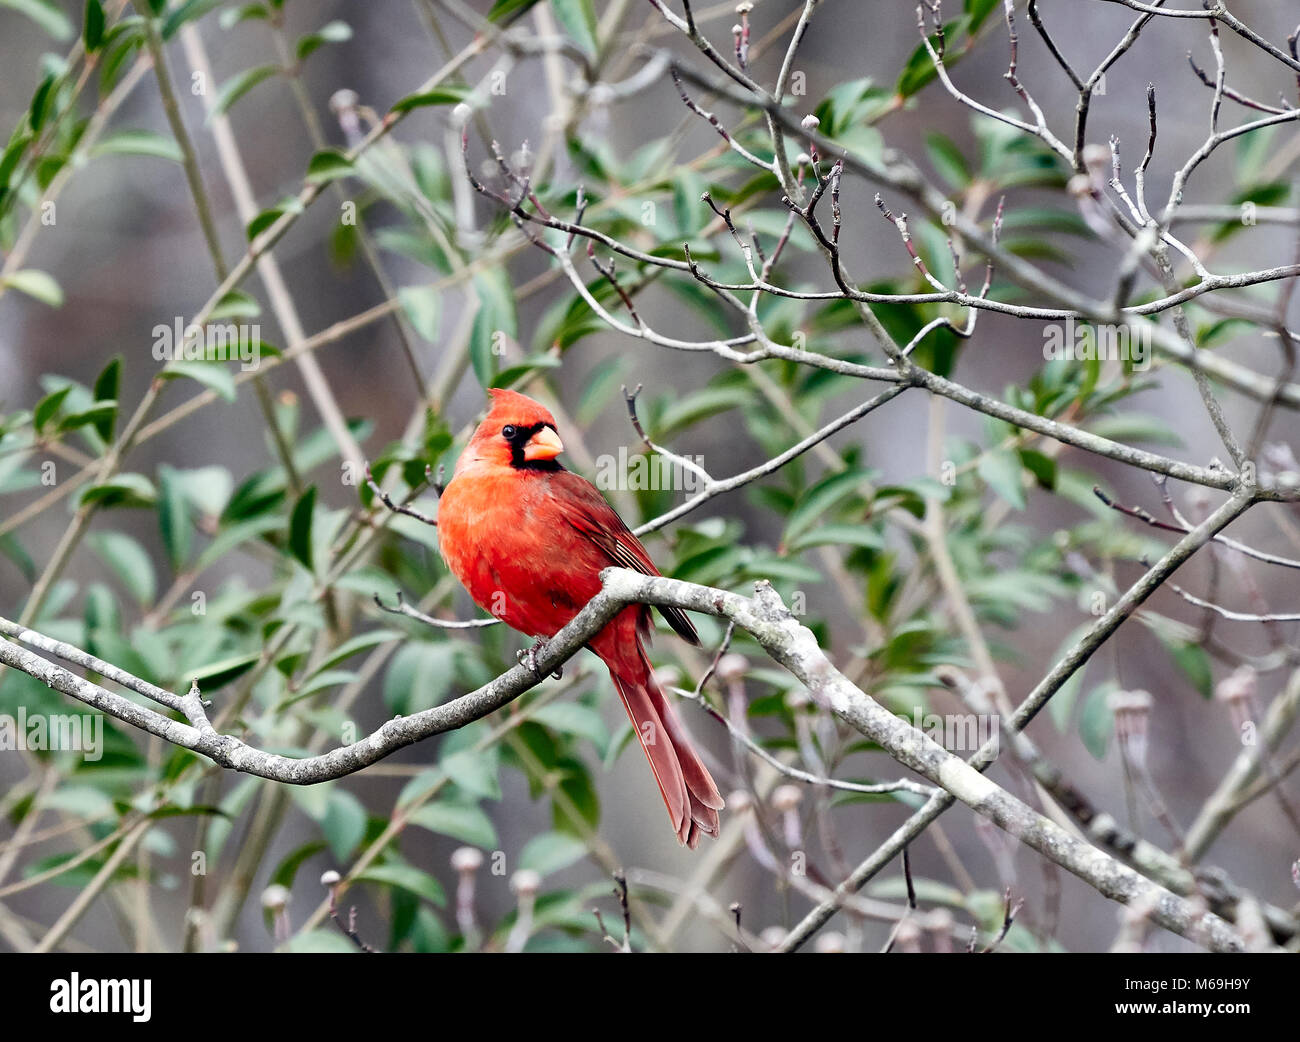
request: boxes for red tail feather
[609,655,723,848]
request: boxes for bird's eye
[502,424,517,440]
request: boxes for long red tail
[609,654,723,848]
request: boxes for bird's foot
[518,638,563,680]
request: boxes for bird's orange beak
[523,426,564,461]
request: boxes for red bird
[437,389,723,847]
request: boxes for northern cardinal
[437,389,723,847]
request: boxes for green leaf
[89,530,156,605]
[2,269,63,307]
[90,128,183,163]
[29,73,55,132]
[83,0,104,51]
[925,132,971,189]
[1018,448,1057,490]
[384,642,457,715]
[218,3,268,30]
[288,485,316,572]
[870,876,967,907]
[1195,317,1254,350]
[1141,614,1213,698]
[978,448,1026,509]
[487,0,541,23]
[0,129,34,190]
[186,650,262,690]
[531,702,609,753]
[551,755,599,833]
[33,385,71,431]
[270,840,326,889]
[157,465,192,570]
[355,864,446,907]
[277,930,358,953]
[490,353,561,389]
[245,196,303,240]
[99,24,146,93]
[397,285,441,342]
[784,468,874,546]
[1000,207,1092,237]
[442,747,501,801]
[305,148,353,184]
[469,269,516,388]
[576,357,623,425]
[308,628,401,675]
[389,86,470,113]
[161,0,225,39]
[288,782,333,820]
[209,289,260,320]
[407,802,498,849]
[787,522,885,554]
[211,64,279,118]
[653,385,751,439]
[58,401,117,435]
[897,26,950,98]
[815,77,893,133]
[91,356,121,441]
[147,804,228,821]
[1079,682,1116,760]
[293,670,356,700]
[519,831,586,875]
[1213,182,1291,242]
[550,0,597,54]
[296,19,351,60]
[45,785,115,819]
[395,768,442,811]
[965,0,1000,33]
[80,472,157,509]
[196,516,278,571]
[0,0,74,39]
[672,168,707,236]
[1088,413,1182,448]
[320,789,366,862]
[160,359,238,401]
[1047,623,1093,730]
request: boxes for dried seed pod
[771,784,803,813]
[510,869,541,897]
[814,931,846,953]
[1216,665,1259,735]
[715,653,749,683]
[1108,689,1154,769]
[451,846,484,873]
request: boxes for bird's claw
[518,639,563,680]
[517,643,539,674]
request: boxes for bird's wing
[549,471,700,646]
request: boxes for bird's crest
[484,388,557,429]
